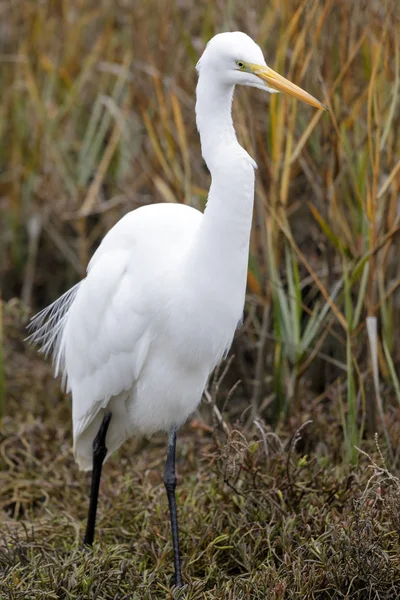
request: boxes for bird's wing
[28,249,152,439]
[63,247,152,430]
[28,203,203,464]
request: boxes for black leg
[84,411,112,546]
[164,427,182,587]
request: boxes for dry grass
[2,0,400,447]
[3,301,400,598]
[1,0,400,596]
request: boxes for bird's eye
[236,61,245,69]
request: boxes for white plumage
[28,32,326,472]
[28,32,326,585]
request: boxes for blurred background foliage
[1,0,400,464]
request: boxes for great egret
[28,31,326,587]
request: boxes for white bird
[28,31,326,587]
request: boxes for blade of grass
[366,316,393,461]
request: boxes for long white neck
[186,70,256,311]
[195,72,237,171]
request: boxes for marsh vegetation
[1,0,400,597]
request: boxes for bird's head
[197,32,327,111]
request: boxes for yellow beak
[249,64,327,111]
